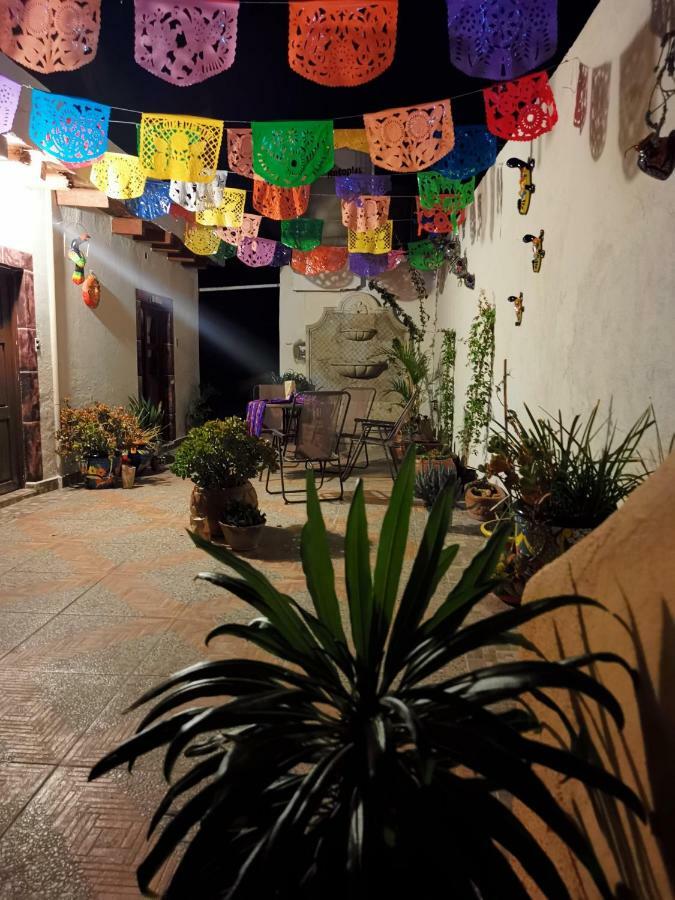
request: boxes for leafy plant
[384,337,430,416]
[220,501,266,528]
[91,449,643,899]
[368,278,425,342]
[267,371,316,393]
[458,293,496,464]
[128,396,164,434]
[186,384,218,430]
[437,328,456,448]
[414,464,457,511]
[171,418,276,490]
[56,400,148,461]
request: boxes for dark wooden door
[0,267,23,494]
[137,295,175,440]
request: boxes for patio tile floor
[0,459,505,897]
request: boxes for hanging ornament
[169,171,228,213]
[416,199,465,236]
[0,75,20,134]
[347,221,393,254]
[508,292,525,326]
[291,246,349,275]
[432,125,497,179]
[184,223,220,255]
[170,202,196,224]
[341,196,390,232]
[348,252,390,277]
[251,120,334,188]
[252,178,311,220]
[446,0,557,81]
[209,241,237,265]
[125,180,172,220]
[0,0,101,73]
[139,113,223,183]
[408,240,445,270]
[505,156,536,214]
[29,92,110,166]
[483,71,558,141]
[90,153,147,200]
[523,229,545,272]
[334,173,391,201]
[237,236,278,267]
[364,99,454,172]
[271,243,292,267]
[216,214,262,247]
[288,1,398,87]
[574,62,589,131]
[417,173,475,211]
[68,233,89,286]
[194,188,246,228]
[333,129,370,153]
[134,0,239,86]
[226,128,253,177]
[280,218,324,251]
[81,272,101,309]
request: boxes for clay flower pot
[219,522,265,553]
[416,455,456,478]
[465,481,507,522]
[190,482,258,539]
[121,464,136,489]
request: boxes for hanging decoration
[81,272,101,309]
[169,171,228,212]
[288,1,398,87]
[237,236,278,267]
[505,156,535,214]
[0,75,20,134]
[139,112,223,182]
[29,91,110,166]
[90,153,147,200]
[574,62,589,131]
[364,99,454,172]
[341,196,390,232]
[271,242,292,267]
[215,213,261,246]
[508,292,525,326]
[170,202,196,224]
[416,199,465,236]
[348,252,390,277]
[483,71,558,141]
[333,128,370,153]
[417,172,475,211]
[251,120,334,188]
[209,241,236,265]
[134,0,239,86]
[523,229,545,272]
[347,221,393,254]
[432,125,496,179]
[280,217,324,251]
[68,233,89,286]
[408,239,445,270]
[0,0,101,74]
[334,173,391,201]
[252,178,311,220]
[445,0,557,81]
[184,223,220,255]
[195,187,246,227]
[125,179,172,219]
[291,245,349,275]
[226,127,253,177]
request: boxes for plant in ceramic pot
[171,418,276,538]
[464,477,507,522]
[219,501,267,553]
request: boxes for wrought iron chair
[341,389,419,481]
[338,387,376,470]
[265,391,350,503]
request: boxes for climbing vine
[458,292,496,462]
[368,278,425,344]
[438,329,456,448]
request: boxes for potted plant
[219,501,266,552]
[414,462,457,513]
[91,449,642,898]
[171,417,276,538]
[127,396,165,473]
[464,477,507,521]
[385,338,432,463]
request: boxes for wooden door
[0,267,23,494]
[137,294,175,440]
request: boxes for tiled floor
[0,459,504,898]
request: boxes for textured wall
[438,0,675,466]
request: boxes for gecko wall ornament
[523,230,545,272]
[68,233,90,286]
[506,157,536,214]
[508,292,525,326]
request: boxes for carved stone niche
[307,292,407,420]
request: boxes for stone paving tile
[0,570,100,616]
[0,762,53,836]
[0,611,56,656]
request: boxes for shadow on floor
[214,523,345,563]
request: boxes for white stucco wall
[439,0,675,466]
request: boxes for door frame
[135,290,176,441]
[0,265,24,494]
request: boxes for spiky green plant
[90,449,642,899]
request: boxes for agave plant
[90,449,643,899]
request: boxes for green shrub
[220,501,266,528]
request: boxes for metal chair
[338,387,376,470]
[265,391,350,503]
[342,389,419,481]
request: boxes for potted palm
[219,501,267,553]
[91,449,643,898]
[171,417,276,539]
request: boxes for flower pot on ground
[171,417,276,537]
[465,479,507,521]
[85,456,113,489]
[121,464,136,489]
[219,502,266,553]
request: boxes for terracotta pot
[190,482,258,538]
[416,456,456,478]
[121,464,136,489]
[465,482,507,522]
[219,522,265,553]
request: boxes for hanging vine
[438,329,456,449]
[368,279,423,343]
[458,292,496,462]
